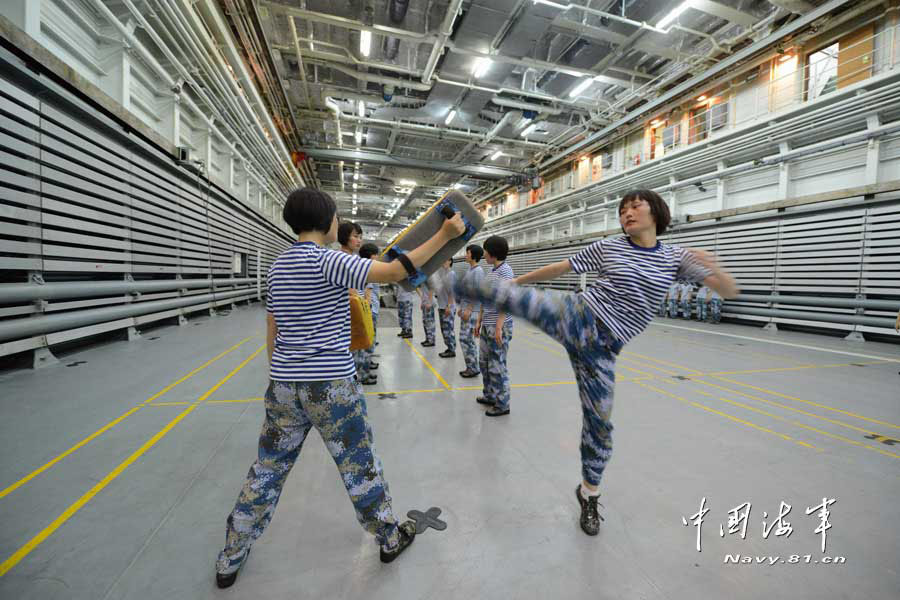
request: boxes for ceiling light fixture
[357,100,365,118]
[532,0,569,9]
[697,95,707,102]
[568,77,594,98]
[521,123,537,137]
[359,30,372,57]
[445,109,457,125]
[472,57,492,79]
[656,1,693,31]
[399,179,417,186]
[491,150,503,160]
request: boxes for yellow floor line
[639,381,821,452]
[0,345,266,578]
[0,336,256,501]
[206,398,264,404]
[403,339,451,390]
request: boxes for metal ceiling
[222,0,788,240]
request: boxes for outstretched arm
[689,250,739,299]
[514,260,572,285]
[367,214,465,284]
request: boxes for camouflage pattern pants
[421,303,436,344]
[479,320,512,410]
[456,274,624,486]
[439,307,456,351]
[667,299,677,317]
[458,311,480,372]
[710,299,722,323]
[397,300,413,333]
[679,300,691,319]
[216,378,400,574]
[359,313,378,377]
[697,300,708,321]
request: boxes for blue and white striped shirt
[461,264,485,312]
[366,283,380,316]
[266,242,372,381]
[569,237,711,344]
[482,262,514,329]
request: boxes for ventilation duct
[384,0,410,61]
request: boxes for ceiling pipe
[288,16,314,111]
[480,110,522,147]
[275,44,423,77]
[490,97,563,116]
[309,60,433,91]
[422,0,465,83]
[323,96,345,192]
[259,1,436,43]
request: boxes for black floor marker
[407,507,447,534]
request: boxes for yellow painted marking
[0,336,256,501]
[639,382,821,451]
[708,375,900,431]
[403,339,451,390]
[206,398,264,404]
[621,350,900,432]
[659,379,900,460]
[0,345,266,577]
[148,402,192,407]
[520,335,657,379]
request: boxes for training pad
[380,190,484,291]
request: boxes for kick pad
[406,507,448,534]
[380,190,484,291]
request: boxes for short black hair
[337,221,363,246]
[618,189,671,235]
[466,244,483,262]
[359,243,379,259]
[282,188,336,235]
[483,236,508,262]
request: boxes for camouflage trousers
[216,378,400,574]
[458,311,480,372]
[421,303,436,344]
[397,300,413,333]
[710,299,722,323]
[355,313,378,378]
[679,300,691,319]
[667,299,677,318]
[439,307,456,351]
[456,274,623,486]
[479,321,512,410]
[697,300,708,321]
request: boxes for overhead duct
[384,0,410,59]
[767,0,815,13]
[490,97,563,116]
[480,110,522,147]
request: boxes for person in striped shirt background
[215,188,465,588]
[454,189,738,538]
[475,236,515,417]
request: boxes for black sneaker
[475,396,493,406]
[575,485,604,536]
[380,521,416,563]
[485,406,509,417]
[438,350,456,358]
[370,362,379,370]
[459,369,480,378]
[421,341,435,347]
[215,547,251,589]
[361,376,378,385]
[401,331,413,338]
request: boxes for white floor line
[647,322,900,363]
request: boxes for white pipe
[481,110,522,147]
[259,2,436,43]
[423,0,465,83]
[195,0,300,186]
[312,61,434,91]
[90,0,286,201]
[274,43,424,77]
[490,97,563,116]
[288,16,314,111]
[323,96,345,193]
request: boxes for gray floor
[0,302,898,600]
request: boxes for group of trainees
[213,187,739,589]
[661,280,724,322]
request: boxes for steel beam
[300,148,519,179]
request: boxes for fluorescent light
[445,109,457,125]
[521,123,537,137]
[357,100,365,118]
[532,0,569,8]
[353,183,358,190]
[400,179,417,186]
[353,172,359,180]
[472,57,492,79]
[491,150,503,160]
[569,77,594,98]
[359,30,372,57]
[657,1,693,30]
[697,95,707,102]
[453,182,463,189]
[355,130,362,144]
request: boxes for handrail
[0,278,259,304]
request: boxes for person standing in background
[419,280,436,347]
[458,245,484,378]
[436,259,458,358]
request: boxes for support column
[777,142,791,200]
[864,114,881,185]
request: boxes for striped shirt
[266,242,372,381]
[434,268,457,309]
[366,283,380,315]
[482,262,514,328]
[461,265,485,312]
[569,237,711,344]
